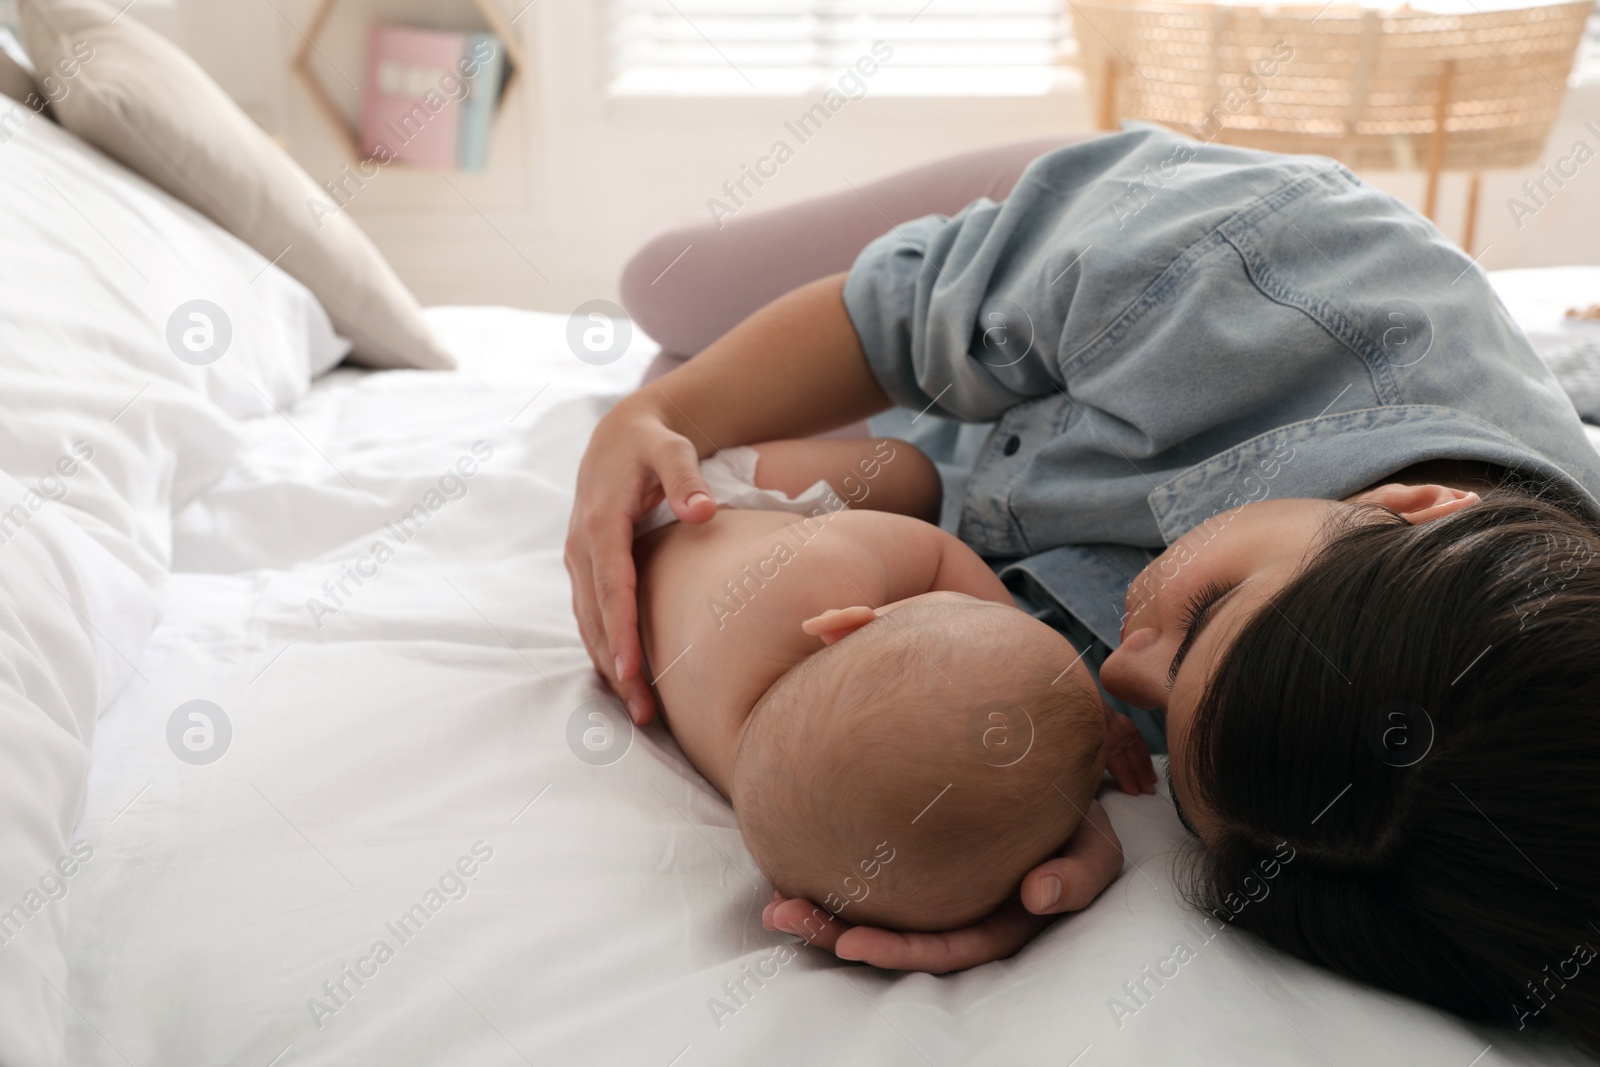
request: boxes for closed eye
[1166,580,1236,689]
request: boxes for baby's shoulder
[700,507,950,618]
[796,508,950,593]
[720,506,923,584]
[785,506,946,560]
[828,506,941,536]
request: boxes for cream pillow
[18,0,456,371]
[0,47,37,106]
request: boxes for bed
[59,308,1600,1067]
[3,43,1600,1067]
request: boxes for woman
[565,125,1600,1046]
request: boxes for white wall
[148,0,1600,316]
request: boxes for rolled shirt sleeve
[843,204,1066,421]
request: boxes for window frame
[602,0,1081,103]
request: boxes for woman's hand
[566,274,892,724]
[1104,708,1158,796]
[565,396,717,725]
[763,800,1125,973]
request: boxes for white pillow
[0,91,345,576]
[0,91,328,1066]
[19,0,458,372]
[0,468,160,1067]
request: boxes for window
[608,0,1074,97]
[1582,0,1600,82]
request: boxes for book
[457,32,506,171]
[361,24,504,171]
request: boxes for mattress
[55,290,1600,1067]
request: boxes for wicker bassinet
[1068,0,1593,237]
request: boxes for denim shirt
[845,124,1600,747]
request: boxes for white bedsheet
[61,304,1590,1066]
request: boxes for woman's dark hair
[1187,481,1600,1050]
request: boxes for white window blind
[1583,1,1600,80]
[608,1,1074,96]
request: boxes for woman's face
[1098,484,1481,842]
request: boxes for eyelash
[1166,578,1233,689]
[1178,579,1231,643]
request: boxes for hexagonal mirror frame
[290,0,527,163]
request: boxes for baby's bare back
[633,507,947,795]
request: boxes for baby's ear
[801,606,877,645]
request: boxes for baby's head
[731,593,1107,932]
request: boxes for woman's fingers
[766,898,851,954]
[1105,753,1141,796]
[764,895,1055,974]
[1020,800,1125,915]
[1104,711,1158,794]
[564,527,624,710]
[566,405,718,725]
[584,511,657,724]
[831,899,1053,974]
[1020,857,1114,914]
[657,433,716,525]
[1106,747,1156,796]
[763,812,1126,969]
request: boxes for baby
[633,436,1120,932]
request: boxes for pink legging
[619,134,1102,358]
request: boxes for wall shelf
[290,0,528,165]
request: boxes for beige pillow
[0,45,40,108]
[18,0,455,370]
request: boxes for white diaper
[633,446,846,537]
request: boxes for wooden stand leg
[1463,172,1482,252]
[1096,57,1120,131]
[1423,59,1456,221]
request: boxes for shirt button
[1002,435,1021,456]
